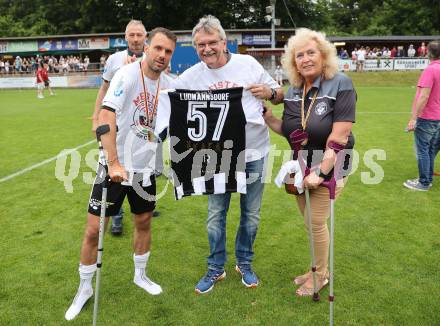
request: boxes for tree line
[0,0,439,37]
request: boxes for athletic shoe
[50,92,55,96]
[405,178,432,187]
[405,178,432,188]
[403,179,430,191]
[37,94,44,99]
[195,269,226,294]
[65,285,93,320]
[235,264,259,288]
[111,209,124,235]
[133,274,162,295]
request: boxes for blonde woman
[264,28,356,296]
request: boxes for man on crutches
[65,28,177,321]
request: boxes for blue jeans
[415,118,440,186]
[206,156,266,271]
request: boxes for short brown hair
[148,27,177,44]
[428,40,440,60]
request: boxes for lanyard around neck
[139,61,160,127]
[301,79,321,130]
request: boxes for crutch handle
[320,141,346,199]
[289,129,308,160]
[321,178,336,200]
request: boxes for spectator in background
[396,46,405,58]
[418,42,428,57]
[30,57,37,73]
[407,44,416,57]
[62,58,69,74]
[351,47,358,70]
[5,60,10,74]
[356,46,366,72]
[382,47,391,58]
[36,61,54,98]
[340,48,349,59]
[22,58,29,73]
[274,65,284,86]
[404,40,440,191]
[99,54,106,71]
[83,55,90,73]
[14,56,22,74]
[390,46,397,58]
[48,56,54,72]
[0,59,4,74]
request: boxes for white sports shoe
[134,274,162,295]
[37,94,44,99]
[65,286,93,321]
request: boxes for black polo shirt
[281,72,356,170]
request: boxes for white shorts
[37,82,44,90]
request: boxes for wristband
[314,168,331,179]
[269,88,276,100]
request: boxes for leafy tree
[0,0,438,37]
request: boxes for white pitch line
[0,140,95,183]
[357,112,408,114]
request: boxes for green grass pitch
[0,71,439,325]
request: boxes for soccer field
[1,72,439,325]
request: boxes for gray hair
[428,40,440,60]
[192,15,226,46]
[125,19,147,35]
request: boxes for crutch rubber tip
[329,295,334,302]
[311,267,317,272]
[313,293,320,301]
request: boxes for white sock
[65,264,96,321]
[133,252,162,295]
[79,263,96,287]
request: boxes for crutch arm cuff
[327,141,345,153]
[96,124,110,141]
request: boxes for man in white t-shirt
[65,27,177,321]
[407,44,416,57]
[91,20,149,235]
[83,55,90,72]
[356,46,366,72]
[176,15,283,294]
[274,65,283,86]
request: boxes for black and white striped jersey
[156,87,248,199]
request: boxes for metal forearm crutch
[320,141,345,326]
[93,125,110,326]
[289,129,320,302]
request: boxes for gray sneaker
[403,179,430,191]
[111,208,124,235]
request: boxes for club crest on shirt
[315,102,328,116]
[131,93,155,140]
